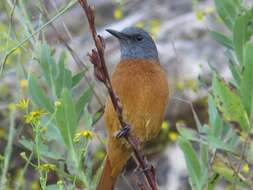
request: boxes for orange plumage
[96,59,169,190]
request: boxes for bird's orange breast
[104,59,170,143]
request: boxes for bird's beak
[106,29,127,39]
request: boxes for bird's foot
[116,124,131,138]
[134,165,153,175]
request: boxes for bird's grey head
[106,27,158,60]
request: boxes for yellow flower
[176,81,185,90]
[135,21,145,28]
[24,109,46,125]
[38,164,56,172]
[195,10,205,21]
[16,99,29,109]
[114,7,123,20]
[151,19,161,28]
[168,131,178,141]
[74,130,93,142]
[161,121,169,130]
[186,79,198,91]
[20,79,28,89]
[150,19,161,36]
[54,101,61,107]
[242,164,250,173]
[150,27,160,37]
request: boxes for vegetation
[178,0,253,189]
[0,1,102,189]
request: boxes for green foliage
[24,41,97,188]
[55,88,78,148]
[178,0,253,189]
[233,10,252,63]
[214,0,241,29]
[178,137,207,190]
[28,75,54,113]
[0,2,99,186]
[38,44,72,98]
[212,76,250,132]
[240,43,253,116]
[209,31,233,49]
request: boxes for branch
[78,0,158,189]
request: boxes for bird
[96,27,170,190]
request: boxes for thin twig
[78,0,158,189]
[51,0,73,40]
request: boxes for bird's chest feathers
[111,59,162,91]
[108,59,168,142]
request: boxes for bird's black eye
[135,35,144,42]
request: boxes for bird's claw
[116,124,130,138]
[134,165,152,175]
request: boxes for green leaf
[38,43,55,88]
[71,69,88,88]
[240,43,253,116]
[177,127,199,141]
[28,75,54,112]
[76,87,93,120]
[233,13,251,63]
[177,124,235,152]
[208,95,223,136]
[38,44,72,98]
[54,51,72,97]
[205,135,235,152]
[212,76,250,132]
[83,108,93,128]
[40,117,64,144]
[210,31,233,49]
[228,61,241,87]
[246,142,253,163]
[19,138,63,160]
[55,88,78,147]
[178,137,203,190]
[225,50,241,86]
[214,0,240,30]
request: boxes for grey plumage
[106,27,159,60]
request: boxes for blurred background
[0,0,233,189]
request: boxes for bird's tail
[96,156,116,190]
[96,149,130,190]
